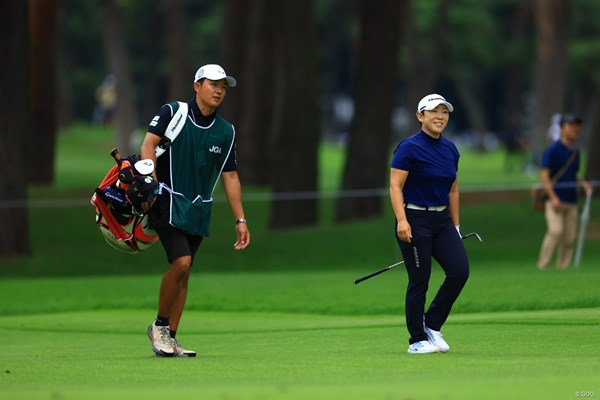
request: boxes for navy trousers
[395,208,470,344]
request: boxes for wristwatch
[236,218,247,225]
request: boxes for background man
[537,114,592,269]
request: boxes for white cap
[193,64,237,87]
[417,94,454,114]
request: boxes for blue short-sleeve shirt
[541,140,579,204]
[391,131,460,207]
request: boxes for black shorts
[150,193,203,264]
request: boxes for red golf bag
[91,149,159,254]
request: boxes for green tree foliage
[569,0,600,82]
[51,0,600,214]
[58,0,222,125]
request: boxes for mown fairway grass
[2,297,600,400]
[2,260,600,399]
[2,125,599,399]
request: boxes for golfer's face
[196,79,228,109]
[419,105,449,136]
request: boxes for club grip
[111,148,122,166]
[353,267,390,284]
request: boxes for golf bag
[91,149,159,254]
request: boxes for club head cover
[118,165,137,185]
[125,175,159,214]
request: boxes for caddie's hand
[396,219,412,243]
[583,181,593,196]
[234,222,250,250]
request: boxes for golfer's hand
[583,181,593,196]
[397,219,412,243]
[234,223,250,250]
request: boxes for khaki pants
[537,201,578,269]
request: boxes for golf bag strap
[156,101,188,158]
[94,194,134,245]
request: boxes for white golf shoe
[172,338,197,357]
[424,324,450,352]
[147,321,174,356]
[407,340,440,354]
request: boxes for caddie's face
[417,105,449,136]
[194,79,228,110]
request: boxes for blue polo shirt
[541,140,579,204]
[391,130,459,207]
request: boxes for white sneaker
[424,324,450,352]
[407,340,440,354]
[172,338,197,357]
[147,322,174,356]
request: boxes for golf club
[353,260,405,284]
[354,231,483,284]
[461,232,483,243]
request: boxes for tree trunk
[335,0,407,222]
[237,0,279,185]
[505,0,532,118]
[218,0,249,128]
[162,0,192,101]
[586,83,600,182]
[28,0,58,184]
[269,0,319,229]
[0,0,31,257]
[531,0,571,159]
[99,0,138,156]
[501,0,532,149]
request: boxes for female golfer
[390,94,469,354]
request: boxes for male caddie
[140,64,250,357]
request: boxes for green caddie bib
[162,103,235,236]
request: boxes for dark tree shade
[237,0,279,185]
[335,0,407,222]
[28,0,59,184]
[0,0,31,257]
[218,0,250,128]
[404,0,452,135]
[532,0,571,158]
[269,0,320,229]
[162,0,193,101]
[586,92,600,181]
[99,0,138,156]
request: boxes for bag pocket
[170,193,213,236]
